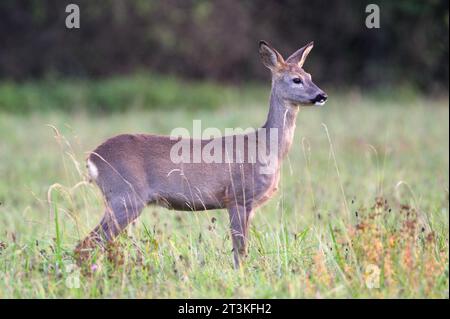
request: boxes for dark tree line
[0,0,448,92]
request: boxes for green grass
[0,85,448,298]
[0,74,265,113]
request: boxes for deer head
[259,40,327,106]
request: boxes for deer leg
[75,192,144,264]
[228,204,253,268]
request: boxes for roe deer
[75,41,327,268]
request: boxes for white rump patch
[87,159,99,180]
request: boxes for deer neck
[262,91,299,160]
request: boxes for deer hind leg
[228,204,253,269]
[75,190,145,264]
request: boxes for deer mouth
[314,100,327,106]
[311,93,328,106]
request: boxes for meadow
[0,77,448,298]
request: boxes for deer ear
[259,41,285,71]
[286,41,314,68]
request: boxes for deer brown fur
[75,41,327,268]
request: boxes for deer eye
[292,78,303,84]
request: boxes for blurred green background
[0,0,448,113]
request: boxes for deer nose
[313,93,328,105]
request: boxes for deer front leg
[228,204,253,268]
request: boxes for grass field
[0,84,448,298]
